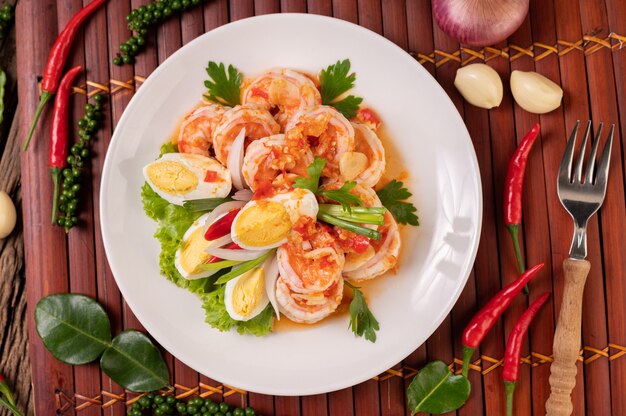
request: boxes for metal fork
[546,121,614,416]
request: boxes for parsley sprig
[204,61,242,107]
[320,59,363,119]
[345,280,380,342]
[293,157,326,193]
[376,180,419,226]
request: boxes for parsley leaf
[330,95,363,119]
[321,181,363,211]
[320,59,363,119]
[293,157,326,193]
[345,280,380,342]
[376,180,419,226]
[204,61,242,107]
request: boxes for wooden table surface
[7,0,626,415]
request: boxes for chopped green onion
[318,204,386,215]
[332,214,385,225]
[198,259,243,271]
[318,213,382,240]
[183,197,233,212]
[214,250,275,285]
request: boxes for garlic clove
[340,151,368,181]
[0,191,16,239]
[510,70,563,114]
[454,63,503,109]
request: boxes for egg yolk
[234,201,291,247]
[147,161,198,194]
[232,268,265,317]
[179,227,211,275]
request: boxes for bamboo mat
[14,0,626,415]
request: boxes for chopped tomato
[250,87,269,99]
[307,135,320,147]
[204,170,218,182]
[252,180,276,200]
[334,228,370,254]
[356,108,381,129]
[292,217,315,238]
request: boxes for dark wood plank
[357,0,382,33]
[102,0,135,413]
[57,1,103,414]
[302,394,328,416]
[328,388,355,416]
[16,1,77,415]
[332,0,356,23]
[274,396,301,416]
[577,1,626,415]
[280,0,306,12]
[307,0,331,15]
[255,0,280,15]
[230,0,254,20]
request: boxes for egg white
[224,268,270,321]
[230,188,319,250]
[143,152,231,206]
[174,212,218,280]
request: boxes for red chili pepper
[204,209,241,241]
[23,0,106,151]
[204,170,218,182]
[503,123,541,279]
[460,263,544,377]
[49,66,82,225]
[206,242,242,264]
[503,292,550,416]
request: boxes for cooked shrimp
[285,105,355,178]
[177,104,226,156]
[212,105,280,164]
[242,134,313,190]
[275,274,343,324]
[343,211,401,281]
[242,69,321,128]
[277,221,345,294]
[344,123,385,187]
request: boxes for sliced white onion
[205,246,269,261]
[233,189,253,201]
[204,234,233,254]
[263,254,280,319]
[301,240,312,251]
[202,200,246,229]
[228,127,246,190]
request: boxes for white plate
[101,14,481,396]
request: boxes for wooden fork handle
[545,258,591,416]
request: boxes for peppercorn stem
[505,380,515,416]
[24,91,54,151]
[506,224,528,294]
[461,345,475,378]
[50,168,61,225]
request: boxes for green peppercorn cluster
[56,94,105,231]
[127,394,259,416]
[0,4,14,40]
[113,0,202,66]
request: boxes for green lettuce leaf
[236,304,274,336]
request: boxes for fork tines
[559,120,614,186]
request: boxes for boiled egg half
[224,267,270,321]
[143,152,231,206]
[175,212,217,280]
[230,188,319,250]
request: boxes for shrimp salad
[141,60,418,341]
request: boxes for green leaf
[159,142,178,157]
[236,304,275,337]
[202,286,236,332]
[407,361,471,414]
[376,179,419,226]
[321,181,363,210]
[204,61,242,107]
[214,250,275,285]
[320,59,357,104]
[293,157,326,193]
[0,69,5,126]
[35,294,112,365]
[100,330,169,392]
[330,95,362,119]
[346,282,380,342]
[141,182,170,221]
